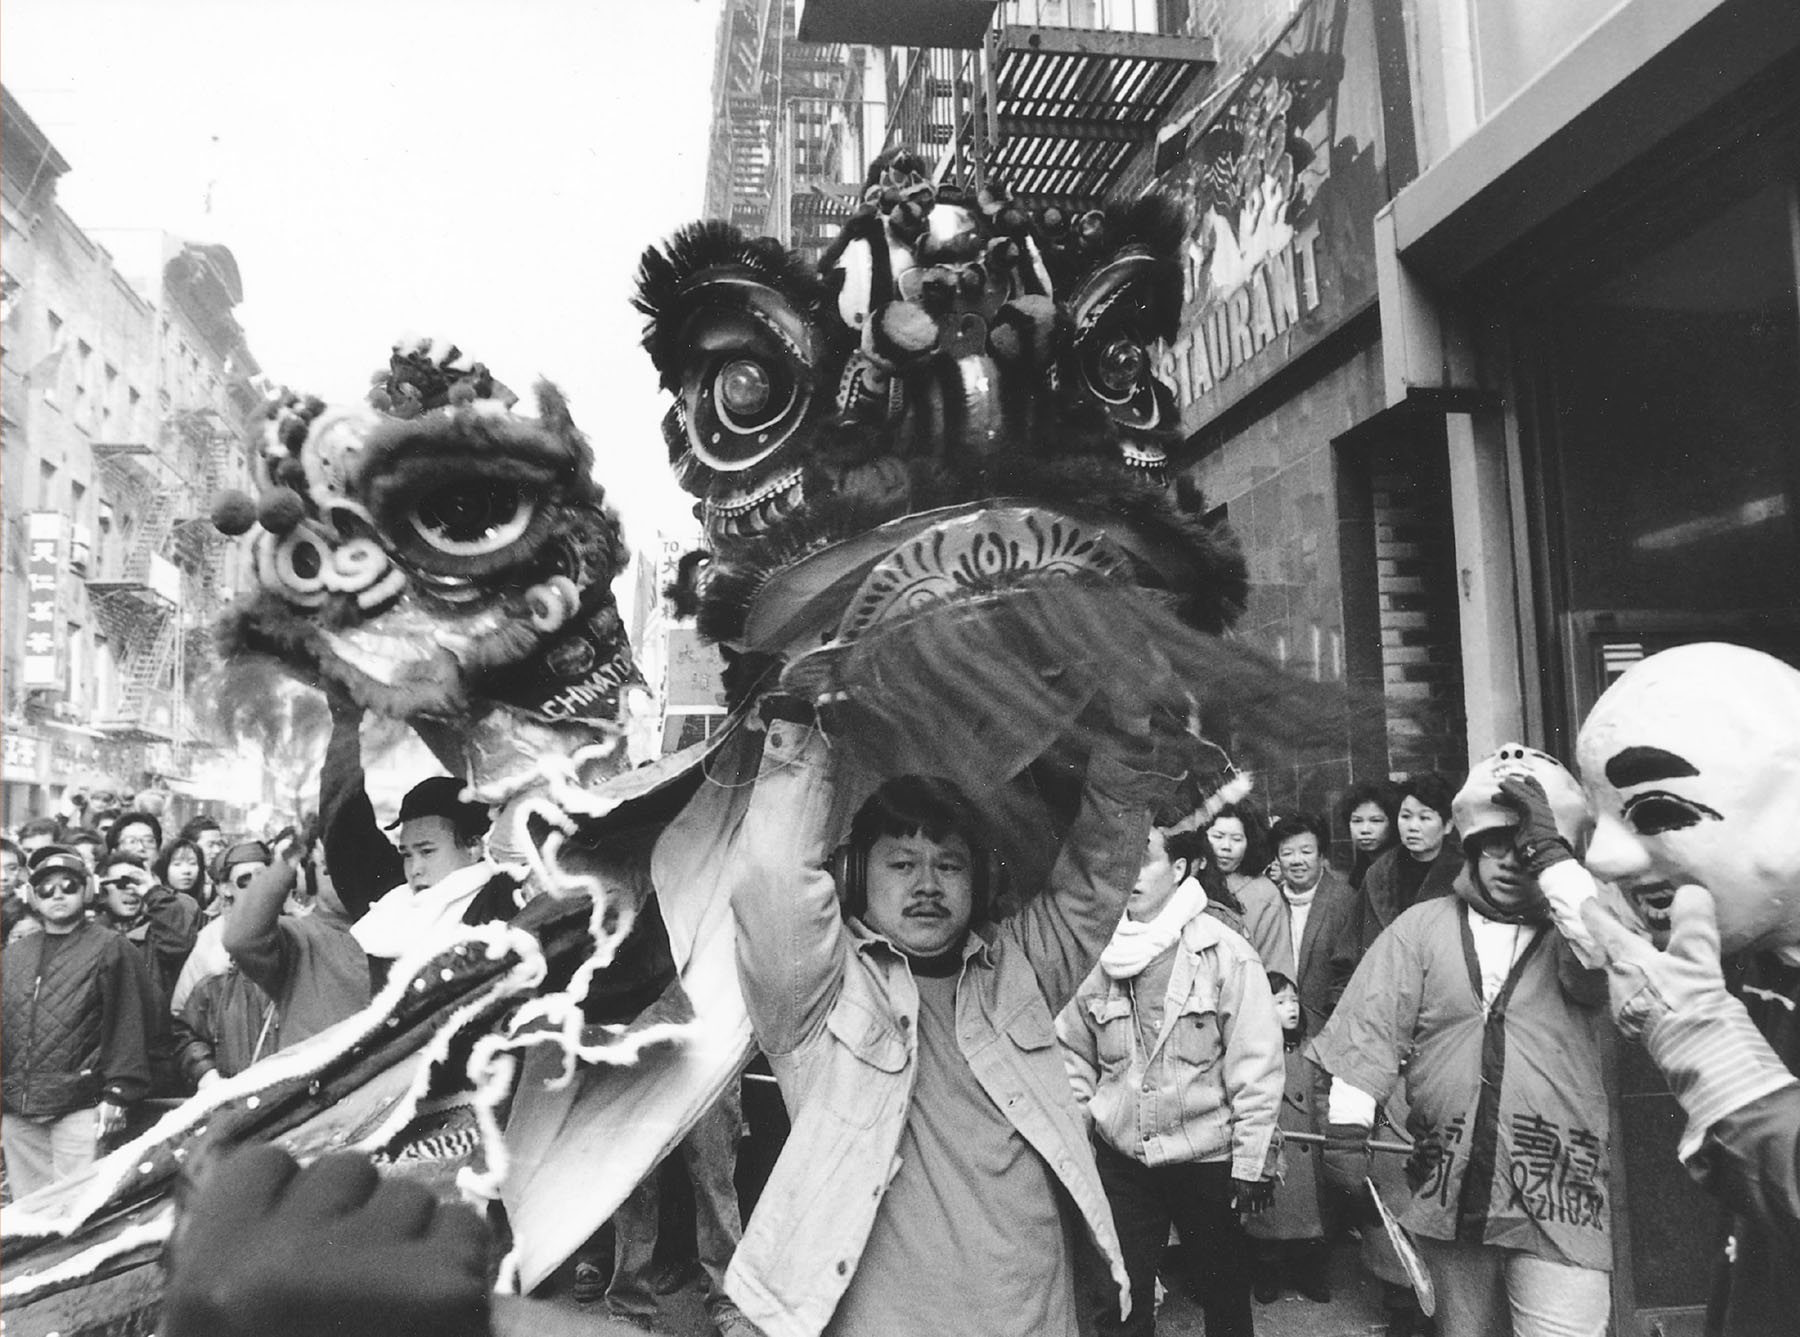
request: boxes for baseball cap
[384,776,489,833]
[217,840,274,880]
[28,844,90,887]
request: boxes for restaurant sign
[1152,0,1414,434]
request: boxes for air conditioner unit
[68,522,93,575]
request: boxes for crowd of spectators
[0,711,516,1204]
[0,741,1614,1337]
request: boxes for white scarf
[351,859,500,960]
[1100,877,1209,980]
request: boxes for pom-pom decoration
[257,487,306,535]
[211,489,258,536]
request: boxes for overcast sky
[2,0,719,542]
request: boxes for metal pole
[1283,1129,1413,1156]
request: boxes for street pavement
[539,1234,1400,1336]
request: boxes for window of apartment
[42,310,65,405]
[66,620,83,705]
[127,385,142,441]
[74,338,93,424]
[102,363,118,431]
[37,459,56,509]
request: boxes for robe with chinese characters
[1308,897,1613,1270]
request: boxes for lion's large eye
[685,347,808,473]
[407,482,535,558]
[1089,337,1148,403]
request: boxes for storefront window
[1550,181,1800,615]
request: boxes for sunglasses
[33,882,83,898]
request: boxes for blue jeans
[607,1080,746,1328]
[1,1105,99,1198]
[1087,1140,1251,1337]
[1414,1237,1610,1337]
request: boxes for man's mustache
[903,897,950,919]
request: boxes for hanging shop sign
[665,626,727,714]
[22,512,64,689]
[1,730,42,777]
[1153,0,1415,434]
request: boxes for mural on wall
[1153,0,1413,433]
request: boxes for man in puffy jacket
[1,845,155,1195]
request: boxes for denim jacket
[1058,912,1284,1182]
[724,720,1157,1337]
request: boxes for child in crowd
[1247,976,1330,1304]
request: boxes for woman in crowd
[1205,802,1293,983]
[1337,781,1398,891]
[156,837,215,916]
[1354,772,1460,954]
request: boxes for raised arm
[729,718,854,1056]
[224,859,302,999]
[1009,747,1157,1012]
[319,693,402,921]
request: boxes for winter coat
[1233,874,1295,985]
[1247,1042,1326,1241]
[107,884,201,1008]
[1,920,154,1116]
[1354,842,1460,954]
[173,962,274,1087]
[231,909,372,1053]
[1059,911,1283,1181]
[1241,868,1359,1037]
[1309,897,1613,1269]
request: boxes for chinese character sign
[22,512,63,689]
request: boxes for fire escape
[86,443,180,743]
[708,0,784,233]
[794,0,1216,213]
[86,409,237,754]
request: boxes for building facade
[1,86,266,830]
[705,0,1800,1328]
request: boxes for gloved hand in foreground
[162,1145,492,1337]
[1494,775,1574,876]
[1581,886,1797,1152]
[1232,1176,1276,1218]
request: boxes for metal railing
[997,0,1200,36]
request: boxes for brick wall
[1182,335,1469,862]
[1181,334,1386,839]
[1368,431,1467,782]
